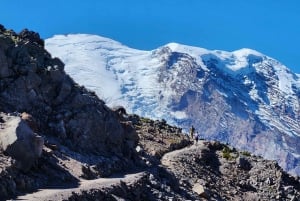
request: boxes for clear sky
[1,0,300,73]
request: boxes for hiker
[194,133,199,145]
[189,125,195,140]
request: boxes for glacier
[46,34,300,176]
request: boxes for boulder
[192,183,210,198]
[0,113,44,172]
[21,112,39,132]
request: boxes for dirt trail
[13,172,146,201]
[12,141,196,201]
[161,142,202,167]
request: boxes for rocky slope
[0,28,138,157]
[0,25,138,200]
[131,116,300,200]
[4,113,300,201]
[0,25,300,200]
[45,34,300,176]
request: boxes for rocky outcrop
[0,25,138,200]
[128,115,191,165]
[0,25,138,157]
[0,113,43,172]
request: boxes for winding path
[161,143,203,167]
[14,172,146,201]
[13,143,198,201]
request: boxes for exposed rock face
[0,25,138,157]
[0,26,138,200]
[0,24,138,200]
[128,115,191,164]
[19,29,44,47]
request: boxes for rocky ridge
[0,25,299,200]
[0,25,138,200]
[0,26,138,157]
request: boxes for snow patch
[170,111,188,119]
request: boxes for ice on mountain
[46,34,300,176]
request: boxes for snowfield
[46,34,300,176]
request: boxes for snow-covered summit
[48,34,127,50]
[46,34,300,176]
[164,42,300,96]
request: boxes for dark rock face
[0,25,139,200]
[0,25,138,157]
[19,29,44,47]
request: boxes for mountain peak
[46,33,300,176]
[164,42,266,73]
[164,42,210,56]
[232,47,264,57]
[47,33,131,52]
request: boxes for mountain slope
[45,34,300,176]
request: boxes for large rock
[192,183,210,198]
[0,113,44,172]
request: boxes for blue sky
[2,0,300,73]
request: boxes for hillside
[0,25,138,200]
[8,115,300,200]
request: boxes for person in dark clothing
[195,133,199,145]
[189,125,195,140]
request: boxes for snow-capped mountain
[45,34,300,175]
